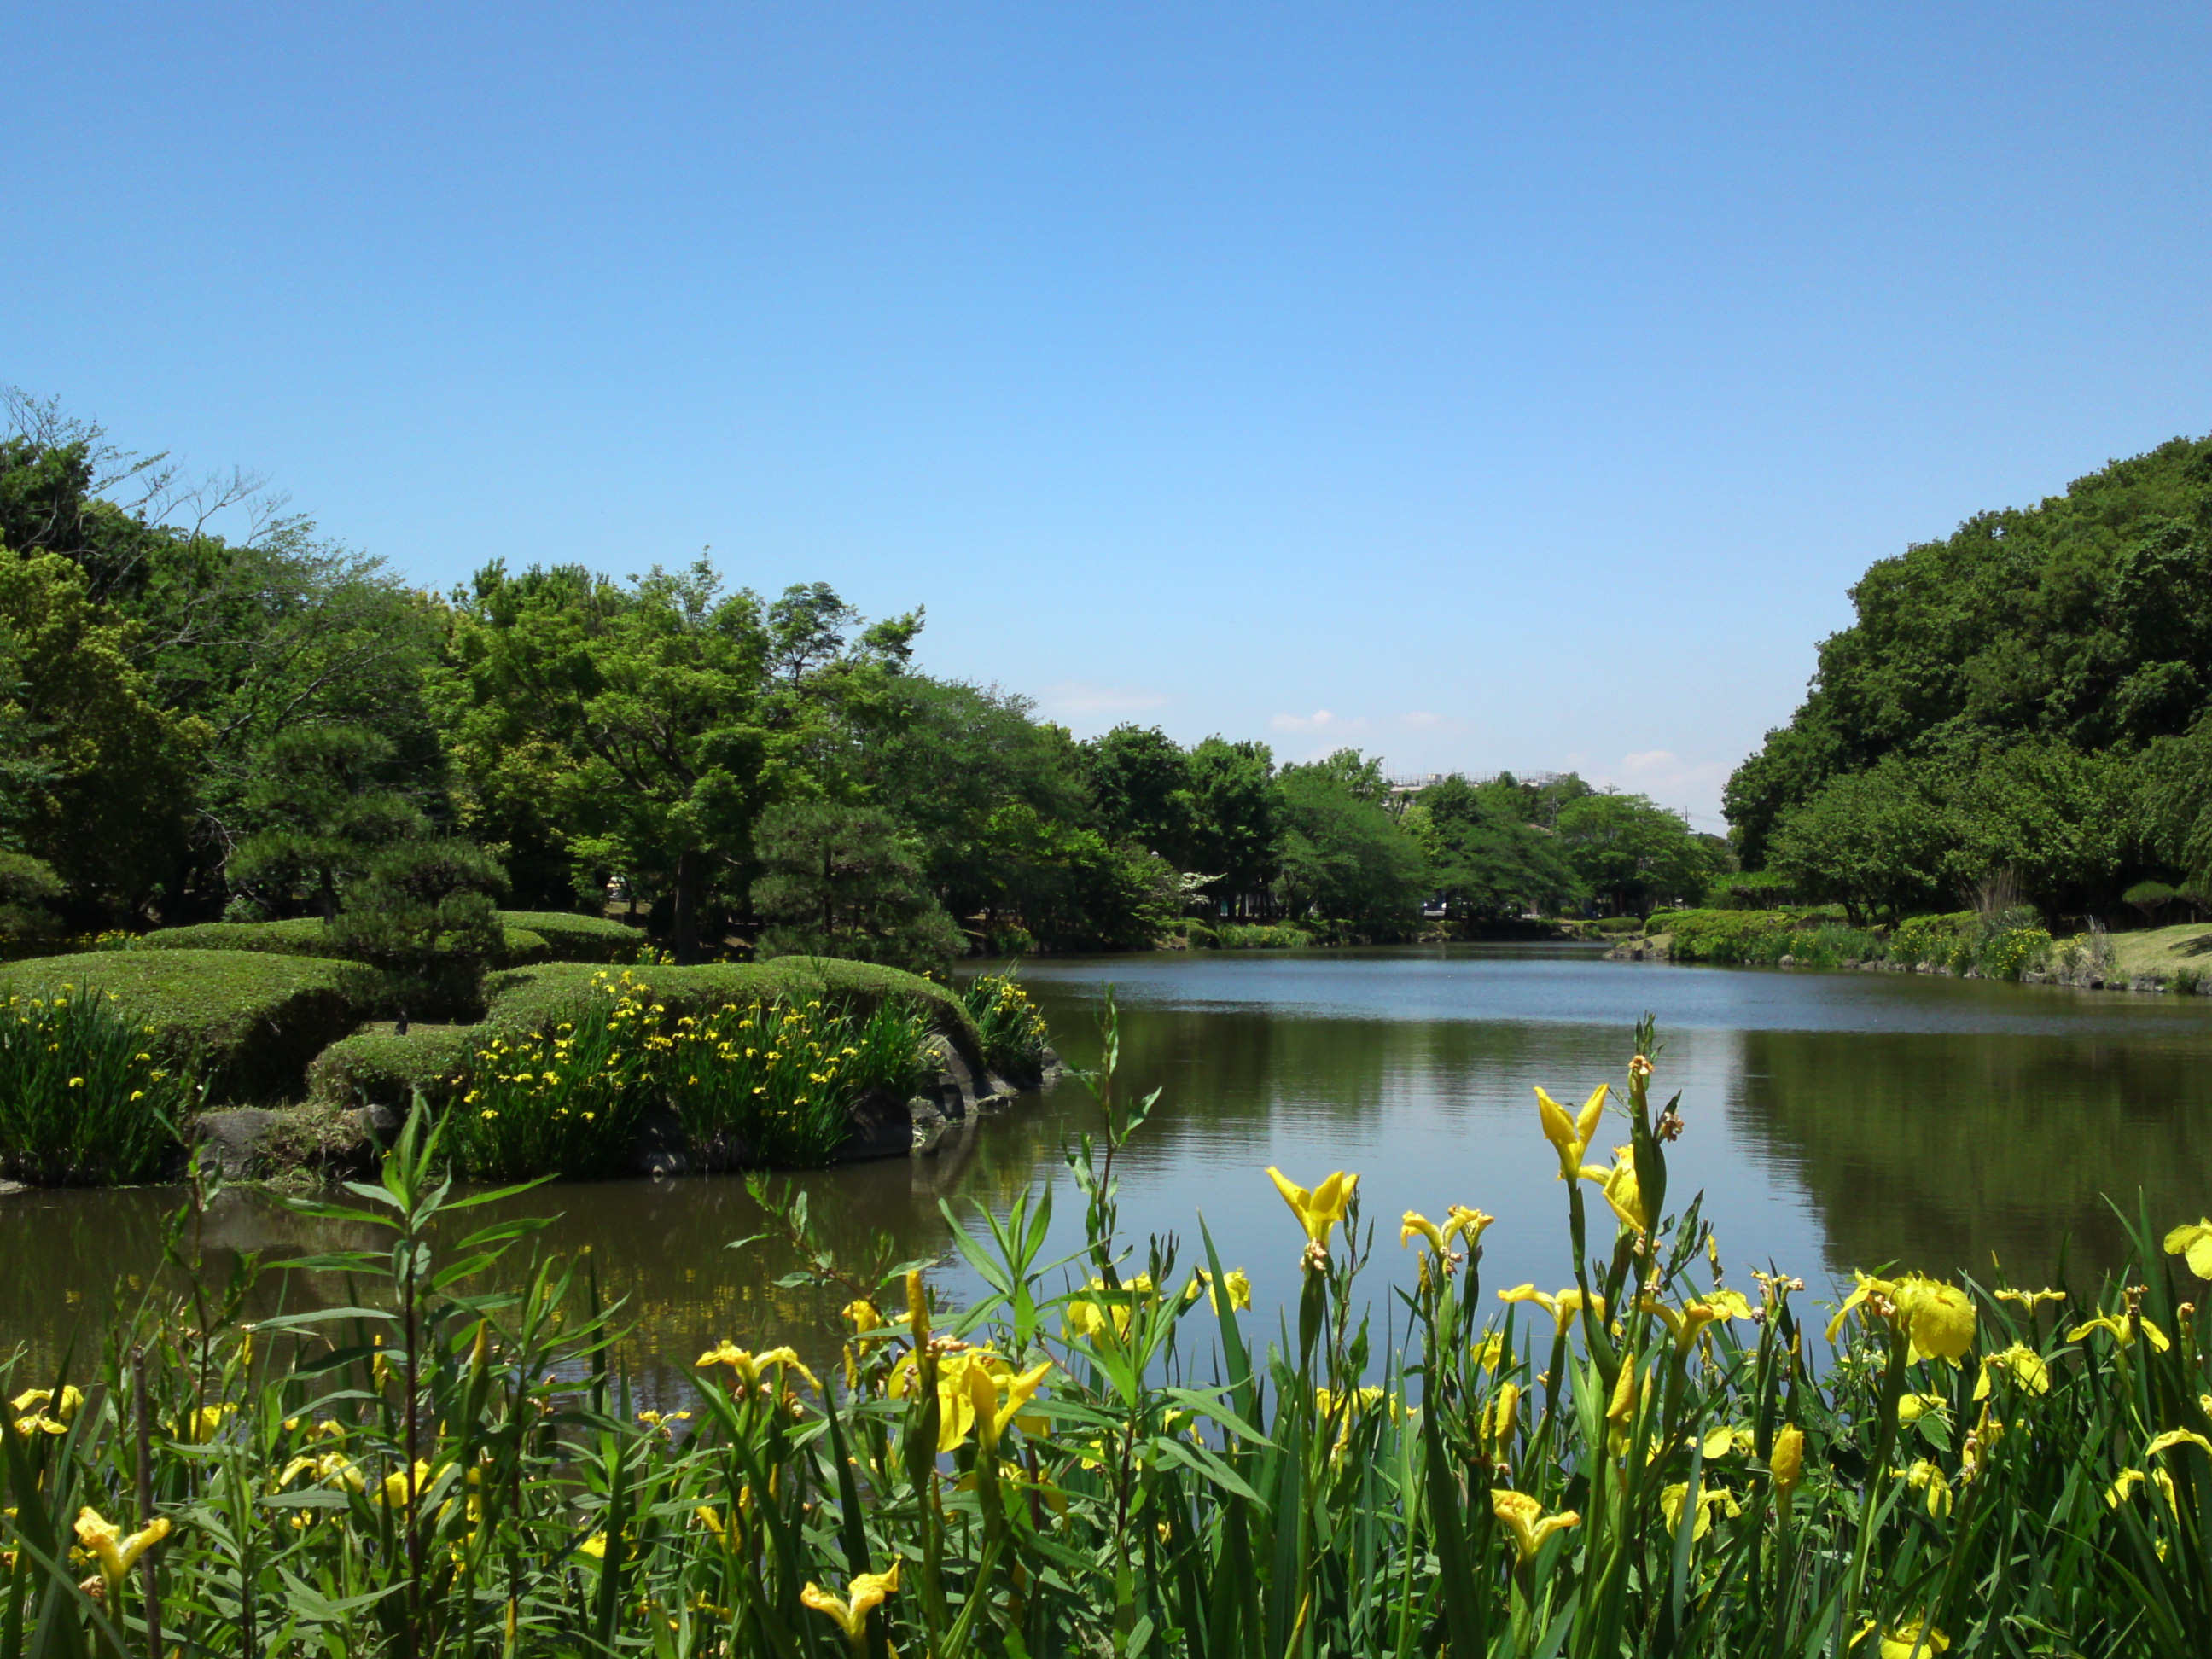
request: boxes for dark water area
[7,945,2209,1397]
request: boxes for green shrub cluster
[0,950,377,1106]
[492,911,644,963]
[445,970,939,1177]
[445,976,660,1180]
[0,985,197,1184]
[306,1024,480,1115]
[961,970,1051,1077]
[667,994,931,1168]
[1208,922,1317,949]
[482,956,980,1069]
[136,917,552,968]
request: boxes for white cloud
[1270,708,1372,735]
[1593,750,1732,829]
[1037,680,1172,721]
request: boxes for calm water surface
[7,945,2209,1394]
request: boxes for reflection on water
[6,946,2209,1385]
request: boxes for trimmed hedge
[137,918,552,967]
[307,1023,479,1114]
[482,957,984,1070]
[494,911,643,963]
[0,949,377,1104]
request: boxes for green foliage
[492,909,641,962]
[0,851,62,944]
[0,948,375,1103]
[3,398,450,924]
[445,975,657,1179]
[961,969,1051,1076]
[227,724,427,921]
[1730,434,2212,916]
[0,982,195,1184]
[1553,789,1726,913]
[1407,772,1583,918]
[856,677,1094,923]
[669,995,932,1168]
[973,802,1180,949]
[750,799,967,972]
[483,956,982,1072]
[1274,748,1429,922]
[11,1045,2212,1653]
[329,837,508,987]
[0,551,204,916]
[306,1023,478,1113]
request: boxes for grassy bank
[4,1020,2209,1655]
[0,940,1034,1187]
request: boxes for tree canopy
[1728,434,2212,922]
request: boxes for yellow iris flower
[2145,1427,2212,1460]
[1700,1424,1755,1459]
[1769,1424,1805,1499]
[696,1342,822,1399]
[1491,1489,1580,1563]
[1993,1287,2065,1311]
[888,1348,1045,1452]
[2106,1466,2178,1510]
[1638,1289,1755,1356]
[2163,1218,2212,1281]
[72,1509,171,1588]
[1827,1272,1977,1364]
[1400,1205,1496,1256]
[1972,1343,2050,1400]
[800,1558,900,1641]
[1851,1617,1949,1656]
[1580,1145,1650,1232]
[1191,1267,1254,1312]
[1535,1084,1609,1181]
[963,1358,1053,1452]
[1896,1393,1947,1426]
[2067,1313,2170,1352]
[1499,1284,1604,1334]
[1901,1458,1952,1516]
[1485,1382,1522,1451]
[1659,1480,1741,1540]
[1266,1167,1359,1247]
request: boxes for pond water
[6,944,2208,1396]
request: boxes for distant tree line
[1725,434,2212,926]
[0,395,1720,969]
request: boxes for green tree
[854,678,1092,922]
[1408,773,1584,918]
[1726,434,2212,868]
[1085,725,1196,858]
[1552,791,1720,915]
[750,800,965,971]
[975,801,1180,949]
[1767,757,1953,923]
[439,562,922,961]
[329,837,507,992]
[4,394,450,919]
[0,552,204,918]
[1182,736,1281,912]
[1273,750,1427,923]
[228,725,428,921]
[1939,739,2134,919]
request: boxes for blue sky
[9,3,2209,827]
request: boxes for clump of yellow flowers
[10,1031,2212,1657]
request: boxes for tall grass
[0,985,196,1185]
[671,995,931,1167]
[960,969,1050,1076]
[443,974,660,1179]
[8,1006,2212,1654]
